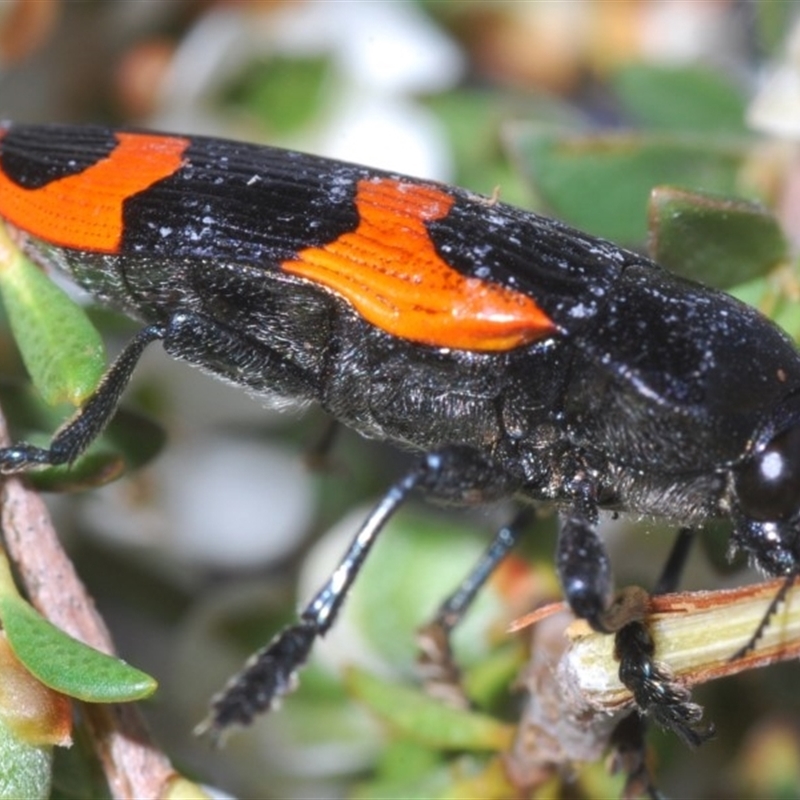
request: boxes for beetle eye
[737,425,800,521]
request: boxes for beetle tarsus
[612,529,711,750]
[201,620,317,737]
[416,619,468,709]
[0,445,53,473]
[616,620,714,748]
[0,323,165,473]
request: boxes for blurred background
[2,1,800,798]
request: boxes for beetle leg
[653,525,696,595]
[558,509,713,749]
[197,467,418,739]
[616,620,712,748]
[556,507,616,632]
[609,712,666,800]
[303,418,341,472]
[417,506,536,707]
[611,527,713,759]
[162,311,316,398]
[613,526,712,748]
[610,527,699,796]
[0,323,165,472]
[199,445,521,738]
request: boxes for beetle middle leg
[417,506,536,707]
[199,444,522,739]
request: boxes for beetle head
[731,410,800,575]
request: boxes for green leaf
[426,89,582,207]
[352,741,471,800]
[0,595,156,703]
[434,756,519,800]
[0,716,51,800]
[344,667,513,751]
[462,642,525,711]
[613,64,748,133]
[0,223,106,407]
[729,273,800,347]
[222,55,332,135]
[25,452,127,492]
[349,512,504,673]
[754,1,799,58]
[648,187,788,288]
[508,125,747,244]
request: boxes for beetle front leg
[557,509,612,630]
[614,526,713,749]
[558,510,714,752]
[556,504,649,633]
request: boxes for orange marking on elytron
[282,178,555,351]
[0,133,189,253]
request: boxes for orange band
[283,178,555,351]
[0,132,189,253]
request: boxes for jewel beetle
[0,122,798,751]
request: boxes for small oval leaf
[0,595,157,703]
[648,186,788,288]
[613,64,748,134]
[344,667,513,752]
[0,714,52,800]
[0,634,71,747]
[507,125,747,244]
[28,452,126,492]
[0,222,106,407]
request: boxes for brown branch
[505,606,619,790]
[506,578,800,790]
[0,415,177,800]
[559,579,800,709]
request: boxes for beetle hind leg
[198,466,423,738]
[0,323,165,472]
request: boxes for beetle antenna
[730,571,798,660]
